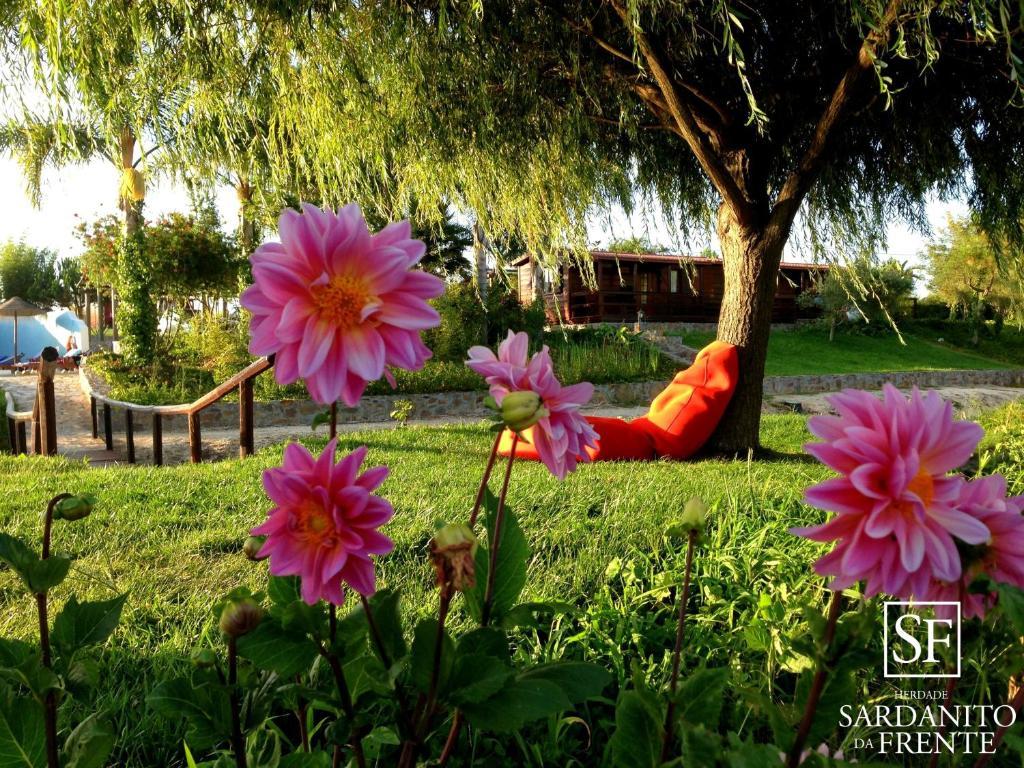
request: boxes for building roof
[512,250,829,271]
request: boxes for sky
[0,154,968,274]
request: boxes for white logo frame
[882,601,961,679]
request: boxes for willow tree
[151,0,1024,451]
[14,0,1024,449]
[1,1,190,364]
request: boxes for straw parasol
[0,297,47,363]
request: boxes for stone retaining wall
[80,364,1024,432]
[763,368,1024,396]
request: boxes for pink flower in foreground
[467,330,598,480]
[242,203,444,406]
[793,385,989,598]
[252,439,394,605]
[924,475,1024,620]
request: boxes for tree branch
[607,0,753,225]
[767,0,906,237]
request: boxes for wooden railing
[82,356,274,465]
[5,390,31,455]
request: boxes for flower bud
[243,536,268,561]
[430,524,479,592]
[500,391,548,433]
[219,597,263,638]
[54,495,97,521]
[667,497,707,539]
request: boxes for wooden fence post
[36,348,59,456]
[124,410,135,464]
[189,412,202,463]
[103,404,113,451]
[239,378,254,459]
[16,421,26,455]
[90,396,98,439]
[152,413,163,466]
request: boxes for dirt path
[0,371,120,466]
[4,371,1024,467]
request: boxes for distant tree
[75,215,121,290]
[144,211,240,313]
[55,257,85,317]
[0,241,60,307]
[367,202,474,281]
[924,215,1024,343]
[605,236,670,254]
[802,257,916,341]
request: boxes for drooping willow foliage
[4,0,1021,268]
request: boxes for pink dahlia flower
[923,474,1024,620]
[242,203,444,406]
[793,385,988,598]
[467,330,598,479]
[252,439,394,605]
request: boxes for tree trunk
[472,222,488,341]
[708,205,786,454]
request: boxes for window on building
[670,270,679,293]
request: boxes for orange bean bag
[498,340,739,463]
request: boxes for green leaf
[0,535,42,594]
[674,666,729,730]
[310,410,332,432]
[456,628,510,661]
[0,641,32,671]
[793,666,856,751]
[342,655,392,702]
[460,679,571,733]
[236,619,318,677]
[280,753,331,768]
[62,714,114,768]
[997,583,1024,635]
[267,575,301,606]
[146,678,231,750]
[499,601,574,630]
[680,723,722,766]
[25,557,72,595]
[608,690,663,768]
[410,618,454,694]
[52,595,127,654]
[519,662,610,703]
[0,696,45,768]
[447,654,513,706]
[464,488,529,624]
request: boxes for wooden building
[514,250,828,324]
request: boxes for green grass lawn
[3,412,1023,765]
[682,324,1013,377]
[0,416,830,765]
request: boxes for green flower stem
[972,682,1024,768]
[329,402,338,439]
[481,434,519,627]
[228,636,247,768]
[319,643,367,768]
[437,434,519,764]
[786,590,844,768]
[360,593,392,669]
[468,432,503,528]
[360,593,414,736]
[38,493,70,768]
[660,528,698,763]
[929,583,965,768]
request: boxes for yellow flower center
[310,273,373,328]
[906,468,935,508]
[295,498,335,545]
